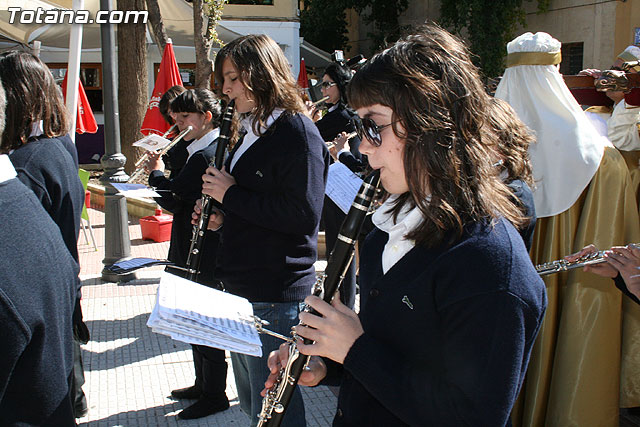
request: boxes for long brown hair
[488,98,535,187]
[0,50,69,152]
[348,24,524,247]
[213,34,306,135]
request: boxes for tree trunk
[117,0,148,174]
[146,0,167,56]
[193,0,213,89]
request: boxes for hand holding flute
[306,96,329,122]
[565,244,640,302]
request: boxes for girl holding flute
[146,89,230,420]
[265,24,547,426]
[314,61,365,310]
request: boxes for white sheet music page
[326,162,363,214]
[111,183,161,198]
[147,272,262,357]
[132,133,172,151]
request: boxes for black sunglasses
[351,116,397,147]
[319,81,337,89]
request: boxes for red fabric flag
[62,73,98,134]
[297,58,309,89]
[140,41,183,136]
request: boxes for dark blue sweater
[332,217,547,426]
[150,141,221,287]
[218,112,329,302]
[9,135,84,264]
[0,177,77,426]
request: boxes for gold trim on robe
[512,146,640,427]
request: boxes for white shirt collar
[231,109,284,172]
[186,128,220,160]
[0,154,17,183]
[372,195,426,274]
[328,103,339,113]
[29,120,44,138]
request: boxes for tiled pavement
[76,204,336,426]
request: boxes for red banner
[140,41,183,135]
[62,73,98,134]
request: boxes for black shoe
[177,397,230,420]
[171,385,201,400]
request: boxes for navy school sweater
[0,177,77,426]
[331,217,547,426]
[150,141,221,288]
[217,112,329,302]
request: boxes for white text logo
[8,7,148,25]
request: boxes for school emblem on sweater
[402,295,414,310]
[256,170,263,177]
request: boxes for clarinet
[257,170,380,427]
[185,100,235,281]
[535,243,640,276]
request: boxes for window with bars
[48,63,103,112]
[560,42,584,75]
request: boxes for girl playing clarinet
[265,24,547,426]
[197,34,329,426]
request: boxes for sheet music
[111,183,161,198]
[147,272,262,357]
[325,162,363,214]
[132,133,172,151]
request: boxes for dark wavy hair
[0,50,69,152]
[348,24,524,247]
[323,62,352,105]
[489,98,535,187]
[170,88,223,129]
[159,85,186,125]
[214,34,306,135]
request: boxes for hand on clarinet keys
[294,293,364,364]
[565,244,618,278]
[191,199,224,230]
[201,165,236,203]
[262,344,327,394]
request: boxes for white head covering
[495,32,607,218]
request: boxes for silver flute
[535,243,640,276]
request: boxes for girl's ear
[204,111,213,122]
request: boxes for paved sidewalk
[76,206,336,426]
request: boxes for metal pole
[65,0,84,144]
[99,0,135,282]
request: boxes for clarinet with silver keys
[257,170,380,427]
[185,100,235,281]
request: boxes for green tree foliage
[300,0,350,53]
[440,0,548,78]
[300,0,408,54]
[350,0,409,50]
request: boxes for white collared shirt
[371,195,425,274]
[0,154,17,183]
[186,128,220,161]
[230,109,284,172]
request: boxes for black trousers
[192,344,228,400]
[322,196,357,309]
